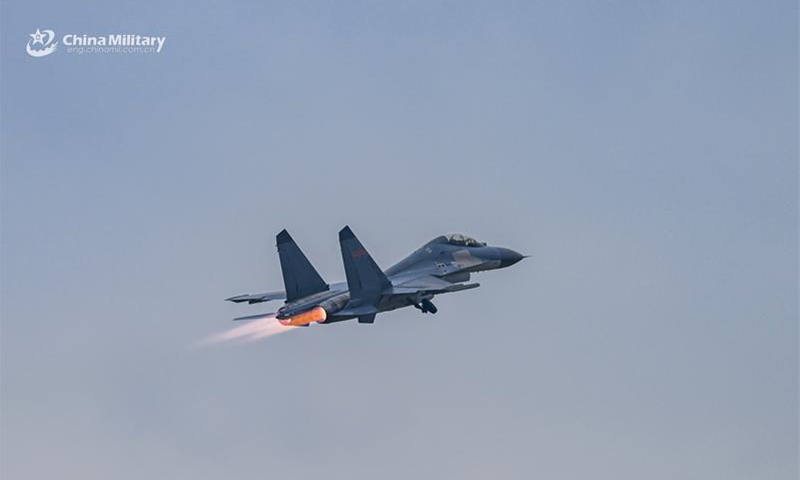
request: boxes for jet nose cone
[497,247,526,268]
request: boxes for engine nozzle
[278,306,328,326]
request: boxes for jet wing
[225,290,286,304]
[335,304,379,316]
[386,275,480,295]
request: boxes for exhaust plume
[198,314,298,346]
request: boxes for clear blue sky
[2,2,797,479]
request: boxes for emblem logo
[27,29,58,57]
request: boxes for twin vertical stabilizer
[275,226,389,324]
[276,229,328,302]
[338,226,391,302]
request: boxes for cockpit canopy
[444,233,486,247]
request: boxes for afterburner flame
[198,314,298,346]
[279,306,327,326]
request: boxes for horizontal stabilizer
[226,291,286,304]
[233,313,275,322]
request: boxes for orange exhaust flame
[197,314,298,346]
[278,306,327,326]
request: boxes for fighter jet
[226,226,527,326]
